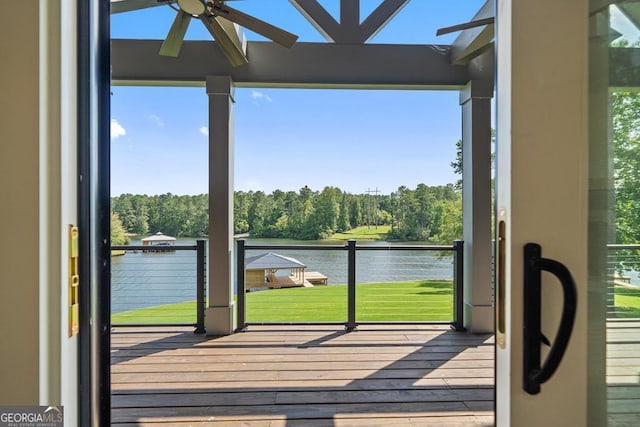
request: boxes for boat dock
[245,252,329,291]
[305,271,328,285]
[265,271,328,289]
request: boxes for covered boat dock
[245,252,327,290]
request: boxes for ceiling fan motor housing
[177,0,206,15]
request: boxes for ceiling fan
[436,17,494,36]
[111,0,298,66]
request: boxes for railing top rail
[356,245,454,251]
[606,244,640,250]
[245,244,345,251]
[111,245,197,251]
[243,243,455,251]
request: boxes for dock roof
[246,252,306,270]
[141,232,176,243]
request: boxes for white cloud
[111,119,126,139]
[251,91,272,104]
[199,126,209,136]
[148,114,165,127]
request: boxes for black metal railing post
[236,239,247,331]
[453,240,466,331]
[346,239,357,331]
[194,240,206,333]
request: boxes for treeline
[111,193,208,238]
[111,183,462,243]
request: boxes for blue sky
[110,0,487,196]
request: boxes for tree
[234,191,250,234]
[431,198,463,244]
[299,187,338,240]
[111,182,464,242]
[335,193,348,232]
[451,139,463,190]
[247,191,268,236]
[284,191,304,237]
[110,212,130,245]
[612,91,640,249]
[386,184,459,241]
[349,197,363,227]
[452,130,496,191]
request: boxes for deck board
[111,321,640,425]
[112,325,494,426]
[608,320,640,426]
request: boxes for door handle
[523,243,577,395]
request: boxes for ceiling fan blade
[111,0,174,14]
[436,17,495,36]
[211,2,298,48]
[201,16,249,67]
[159,10,192,57]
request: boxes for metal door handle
[523,243,578,395]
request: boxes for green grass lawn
[111,282,640,325]
[614,286,640,318]
[111,279,453,324]
[112,301,197,324]
[247,279,452,322]
[331,225,391,240]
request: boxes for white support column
[206,76,235,336]
[460,80,493,333]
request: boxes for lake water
[111,238,640,316]
[111,238,455,314]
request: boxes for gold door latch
[68,225,79,337]
[496,209,507,349]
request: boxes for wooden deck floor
[111,325,495,426]
[608,320,640,426]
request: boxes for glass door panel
[590,2,640,425]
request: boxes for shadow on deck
[111,325,495,426]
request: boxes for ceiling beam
[288,0,339,42]
[341,0,360,29]
[289,0,410,44]
[360,0,411,43]
[111,39,470,89]
[617,2,640,31]
[451,0,494,65]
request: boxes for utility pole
[365,187,380,229]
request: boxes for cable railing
[111,240,206,332]
[236,239,464,331]
[104,239,640,330]
[607,244,640,319]
[109,238,465,332]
